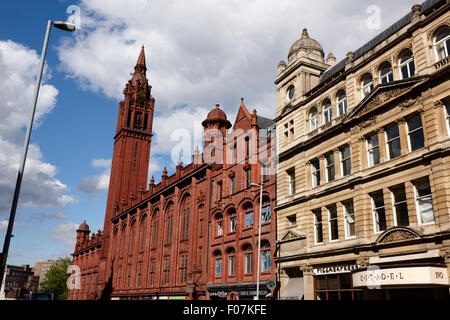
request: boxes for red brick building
[69,47,277,300]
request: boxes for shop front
[207,281,272,300]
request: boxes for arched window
[379,61,393,83]
[180,197,190,241]
[227,247,236,277]
[243,244,253,274]
[434,27,450,61]
[261,195,271,223]
[215,212,223,236]
[129,221,136,256]
[151,209,159,248]
[336,90,347,116]
[309,107,319,131]
[323,99,332,124]
[119,225,126,258]
[260,241,271,273]
[243,202,253,227]
[214,250,222,278]
[165,204,174,244]
[399,50,415,79]
[228,208,237,233]
[361,73,374,98]
[139,215,147,253]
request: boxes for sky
[0,0,417,267]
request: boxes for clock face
[288,85,295,100]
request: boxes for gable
[343,77,427,123]
[233,104,252,131]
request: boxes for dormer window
[361,74,374,98]
[379,62,393,83]
[399,50,415,79]
[434,27,449,61]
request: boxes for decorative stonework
[281,230,300,241]
[197,191,206,204]
[356,258,370,269]
[377,227,421,244]
[300,264,313,274]
[399,94,423,110]
[363,87,411,114]
[357,115,377,131]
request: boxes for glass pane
[410,130,424,150]
[316,276,326,290]
[416,178,431,196]
[368,133,378,149]
[343,159,351,176]
[407,115,422,131]
[328,276,338,290]
[389,138,401,159]
[418,197,434,223]
[387,125,399,140]
[436,28,450,43]
[341,146,350,159]
[340,274,352,289]
[400,51,412,64]
[401,65,409,79]
[396,202,409,226]
[409,61,415,76]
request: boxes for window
[139,217,146,252]
[391,184,409,226]
[343,200,356,238]
[310,107,319,131]
[181,198,190,240]
[399,50,415,79]
[407,114,424,151]
[328,204,339,241]
[340,145,351,176]
[379,62,393,83]
[261,241,271,273]
[229,175,235,194]
[413,177,434,224]
[284,119,295,140]
[137,263,142,287]
[244,245,253,274]
[215,253,222,278]
[229,212,237,233]
[311,159,320,187]
[262,161,270,182]
[261,202,271,222]
[245,136,250,158]
[163,258,170,284]
[325,152,335,182]
[315,274,357,300]
[323,99,332,124]
[434,27,450,61]
[245,206,253,227]
[129,222,136,256]
[245,167,251,188]
[313,209,323,244]
[120,226,126,258]
[228,248,236,276]
[386,124,401,159]
[180,255,188,283]
[287,214,297,227]
[287,85,295,100]
[371,191,387,233]
[287,168,295,195]
[362,74,374,98]
[149,261,155,286]
[216,213,223,236]
[445,102,450,134]
[367,133,380,167]
[165,205,173,244]
[151,213,158,248]
[337,91,347,116]
[217,182,222,200]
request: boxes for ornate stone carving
[399,95,423,110]
[197,191,206,204]
[364,87,411,114]
[356,258,370,268]
[281,230,299,241]
[300,264,313,274]
[379,230,416,243]
[357,116,377,131]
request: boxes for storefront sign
[352,266,449,288]
[209,289,270,298]
[313,263,360,275]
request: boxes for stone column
[377,127,387,163]
[397,118,409,156]
[319,155,326,186]
[333,148,341,178]
[300,265,314,300]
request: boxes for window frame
[361,74,374,98]
[413,177,435,225]
[287,168,295,195]
[398,50,415,79]
[343,200,356,239]
[323,100,332,124]
[390,185,409,227]
[313,209,323,244]
[337,91,347,116]
[434,27,450,61]
[327,204,339,242]
[340,145,351,177]
[310,107,319,131]
[325,152,335,182]
[406,114,425,152]
[311,159,320,188]
[371,191,387,233]
[379,61,393,84]
[367,132,380,167]
[385,124,401,160]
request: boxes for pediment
[280,104,294,117]
[344,77,426,123]
[376,226,422,244]
[280,230,301,241]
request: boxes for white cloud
[0,40,76,219]
[0,220,7,232]
[78,158,111,195]
[47,222,79,248]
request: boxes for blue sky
[0,0,416,267]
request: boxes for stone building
[34,259,57,289]
[275,0,450,300]
[69,47,277,300]
[0,264,39,299]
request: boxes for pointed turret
[135,45,147,74]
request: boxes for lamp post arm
[0,20,52,290]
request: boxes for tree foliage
[39,257,71,300]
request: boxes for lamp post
[251,181,263,300]
[0,20,75,290]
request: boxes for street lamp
[0,20,76,290]
[251,181,263,300]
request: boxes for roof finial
[301,28,309,39]
[135,45,147,71]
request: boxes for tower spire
[135,45,147,73]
